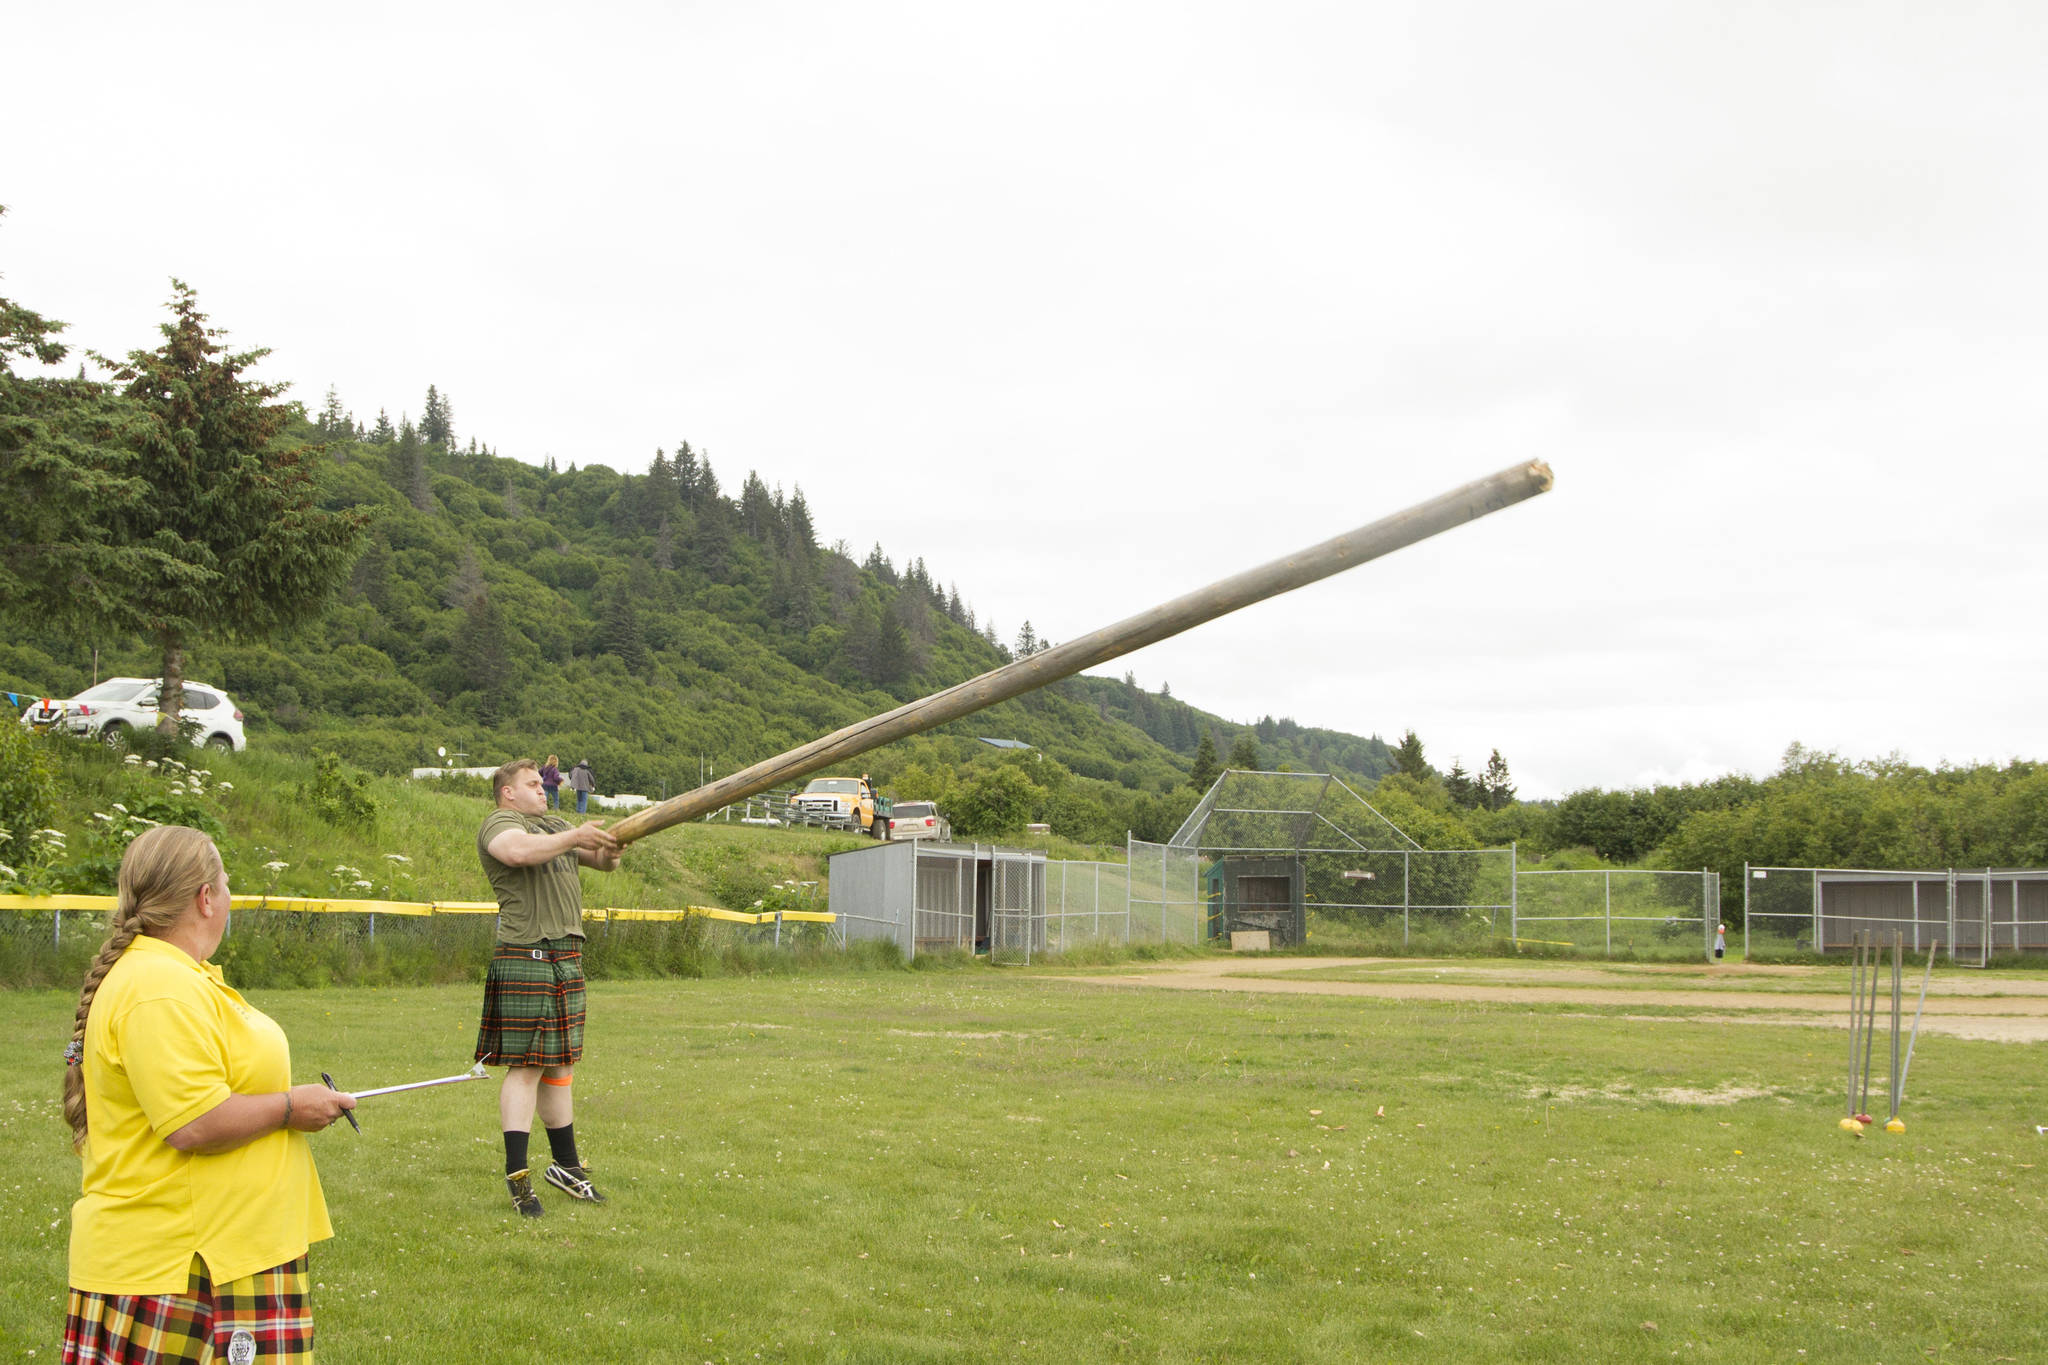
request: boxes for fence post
[1604,869,1612,956]
[1509,843,1518,945]
[1812,868,1822,954]
[1703,871,1712,962]
[1403,851,1411,948]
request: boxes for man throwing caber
[475,759,621,1217]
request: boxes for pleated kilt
[62,1253,312,1364]
[474,936,586,1068]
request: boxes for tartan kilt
[475,937,586,1068]
[63,1253,312,1364]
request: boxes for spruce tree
[1189,730,1221,792]
[1392,729,1431,779]
[1445,759,1479,809]
[92,282,365,728]
[419,384,454,448]
[398,420,433,511]
[599,589,649,673]
[0,244,162,635]
[316,385,351,438]
[1481,749,1517,810]
[786,486,817,555]
[1228,733,1262,772]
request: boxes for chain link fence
[1514,869,1718,959]
[1126,839,1204,945]
[0,896,774,989]
[1044,861,1134,953]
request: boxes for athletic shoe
[544,1162,606,1203]
[506,1169,544,1218]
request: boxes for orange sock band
[540,1075,574,1087]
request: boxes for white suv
[18,677,248,751]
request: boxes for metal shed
[1793,867,2048,962]
[828,840,1047,962]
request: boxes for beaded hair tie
[64,1039,84,1067]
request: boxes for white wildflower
[216,782,233,791]
[123,754,142,766]
[144,760,158,770]
[352,879,373,891]
[110,803,128,814]
[0,862,16,880]
[92,812,113,823]
[384,853,411,864]
[263,860,289,873]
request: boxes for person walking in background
[474,759,621,1216]
[568,758,595,814]
[1715,923,1727,960]
[61,824,356,1364]
[540,754,562,809]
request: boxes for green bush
[299,750,379,832]
[0,725,59,879]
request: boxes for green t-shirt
[477,808,585,943]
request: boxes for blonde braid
[63,826,222,1153]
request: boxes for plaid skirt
[474,937,585,1068]
[63,1253,311,1364]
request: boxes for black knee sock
[504,1130,530,1177]
[546,1123,580,1168]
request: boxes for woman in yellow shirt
[61,825,356,1364]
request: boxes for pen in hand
[321,1072,362,1133]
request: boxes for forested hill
[0,402,1392,843]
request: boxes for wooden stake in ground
[608,461,1555,847]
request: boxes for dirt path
[1056,956,2048,1043]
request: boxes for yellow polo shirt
[69,934,333,1293]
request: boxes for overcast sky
[10,2,2044,798]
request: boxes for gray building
[829,840,1047,961]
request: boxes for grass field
[5,959,2045,1363]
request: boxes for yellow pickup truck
[790,775,889,838]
